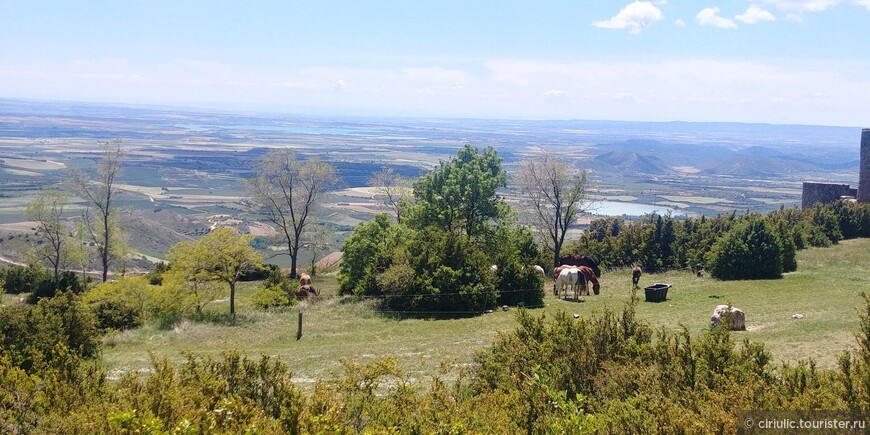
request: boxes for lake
[590,200,684,217]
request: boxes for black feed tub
[644,283,671,303]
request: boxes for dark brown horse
[559,254,601,278]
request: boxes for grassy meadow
[101,238,870,387]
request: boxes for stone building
[801,128,869,208]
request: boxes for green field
[100,238,870,387]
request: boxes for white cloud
[675,18,686,26]
[736,6,777,23]
[543,89,568,98]
[761,0,841,12]
[854,0,870,9]
[696,7,738,29]
[330,78,348,91]
[593,1,664,34]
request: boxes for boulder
[711,305,746,331]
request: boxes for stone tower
[860,129,870,203]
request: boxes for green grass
[102,238,870,386]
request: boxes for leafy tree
[68,139,124,283]
[167,227,262,319]
[407,144,507,237]
[708,218,783,280]
[24,189,73,288]
[246,149,337,278]
[338,214,403,296]
[517,150,590,268]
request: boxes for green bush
[708,218,783,280]
[250,268,297,309]
[0,291,100,372]
[92,299,142,331]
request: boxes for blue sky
[1,0,868,126]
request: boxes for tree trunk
[229,281,236,320]
[102,214,110,282]
[288,239,298,278]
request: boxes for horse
[554,266,584,300]
[559,254,601,278]
[533,265,545,275]
[299,273,312,286]
[296,284,319,300]
[577,265,600,296]
[631,265,642,289]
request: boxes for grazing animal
[631,265,642,289]
[559,254,601,278]
[296,284,319,300]
[554,267,585,300]
[533,265,546,275]
[299,273,312,286]
[577,266,599,296]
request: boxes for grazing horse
[299,273,312,286]
[559,254,601,278]
[554,266,584,300]
[533,265,546,275]
[631,265,642,289]
[577,266,600,296]
[296,284,319,300]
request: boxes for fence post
[296,308,303,340]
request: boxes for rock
[792,313,804,319]
[484,309,494,314]
[573,313,580,319]
[501,305,509,312]
[711,305,746,331]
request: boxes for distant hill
[594,150,672,175]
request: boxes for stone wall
[802,182,856,209]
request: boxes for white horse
[554,266,582,300]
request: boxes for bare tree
[68,139,123,282]
[246,149,337,278]
[302,223,331,276]
[370,168,411,223]
[24,189,71,287]
[517,151,590,268]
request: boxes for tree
[24,189,72,288]
[68,139,124,282]
[408,144,507,237]
[370,168,412,223]
[246,149,337,278]
[708,218,783,280]
[167,227,262,319]
[517,151,589,268]
[338,214,400,296]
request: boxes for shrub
[708,218,783,280]
[92,299,141,331]
[2,264,50,295]
[251,268,297,309]
[0,291,100,372]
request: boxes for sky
[1,0,869,126]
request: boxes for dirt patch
[316,251,343,269]
[248,222,278,237]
